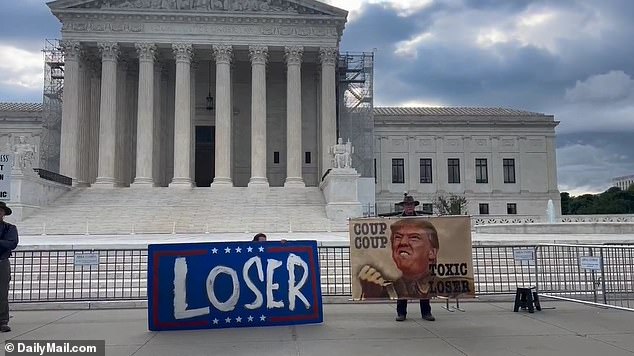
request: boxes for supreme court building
[49,0,347,189]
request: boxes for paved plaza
[3,301,634,356]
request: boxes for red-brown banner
[350,216,475,300]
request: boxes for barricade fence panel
[8,245,634,311]
[536,244,634,310]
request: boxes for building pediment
[48,0,347,17]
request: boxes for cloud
[0,44,43,89]
[0,0,632,195]
[565,70,634,102]
[323,0,434,20]
[557,132,634,195]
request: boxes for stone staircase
[15,187,349,235]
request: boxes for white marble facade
[0,104,43,170]
[49,0,347,188]
[373,108,561,216]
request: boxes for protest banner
[350,216,474,300]
[148,240,322,331]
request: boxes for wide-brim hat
[396,194,419,206]
[0,202,11,216]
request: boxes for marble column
[132,43,157,187]
[190,60,198,184]
[320,47,337,175]
[59,40,81,183]
[88,60,101,184]
[169,43,194,188]
[212,44,233,187]
[115,60,129,187]
[248,45,269,188]
[76,55,92,187]
[94,42,119,187]
[284,46,305,188]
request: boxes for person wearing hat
[0,202,18,332]
[395,193,435,322]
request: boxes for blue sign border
[147,241,323,331]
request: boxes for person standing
[0,202,18,332]
[395,194,435,322]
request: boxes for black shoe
[422,313,435,321]
[0,324,11,332]
[395,314,406,322]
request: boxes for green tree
[433,194,468,215]
[562,187,634,214]
[560,192,570,215]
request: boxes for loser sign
[148,241,323,331]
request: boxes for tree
[433,194,468,215]
[560,192,570,215]
[561,187,634,215]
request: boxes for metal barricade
[536,244,634,310]
[7,244,634,311]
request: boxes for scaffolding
[337,52,374,178]
[41,39,64,172]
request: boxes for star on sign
[211,248,218,254]
[212,318,219,325]
[235,247,242,253]
[248,315,254,322]
[258,246,265,253]
[260,315,266,322]
[235,316,242,323]
[247,246,253,253]
[224,247,231,254]
[225,317,231,323]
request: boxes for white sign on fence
[0,154,13,201]
[580,256,602,271]
[513,249,535,262]
[74,253,100,267]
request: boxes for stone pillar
[248,45,269,188]
[76,55,92,187]
[88,60,101,184]
[126,63,138,186]
[212,44,233,187]
[94,42,119,187]
[320,47,337,175]
[59,40,81,183]
[284,46,305,188]
[169,43,194,188]
[190,60,198,184]
[132,43,157,187]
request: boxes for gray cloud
[0,0,633,193]
[557,132,634,195]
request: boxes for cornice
[55,9,346,27]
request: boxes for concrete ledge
[475,222,634,234]
[10,300,148,311]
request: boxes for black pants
[397,299,431,316]
[0,259,10,324]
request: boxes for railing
[537,244,634,309]
[33,168,72,186]
[8,244,634,311]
